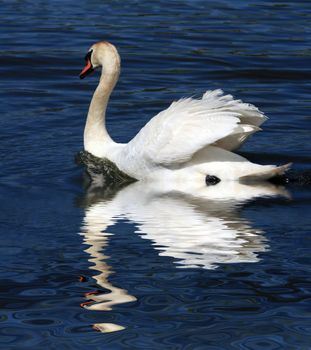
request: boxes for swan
[79,41,290,184]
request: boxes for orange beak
[79,59,93,79]
[80,50,94,79]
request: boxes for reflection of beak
[79,58,94,79]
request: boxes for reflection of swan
[79,41,289,183]
[81,181,288,270]
[79,181,287,332]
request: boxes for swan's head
[80,41,121,79]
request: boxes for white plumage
[80,41,290,185]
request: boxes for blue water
[1,0,311,349]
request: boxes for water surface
[1,0,311,349]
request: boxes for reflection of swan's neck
[83,230,136,312]
[80,203,136,333]
[84,66,120,155]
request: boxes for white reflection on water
[79,199,137,333]
[79,180,287,331]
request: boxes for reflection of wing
[127,195,265,269]
[121,183,273,269]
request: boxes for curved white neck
[84,67,120,157]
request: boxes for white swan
[80,41,290,184]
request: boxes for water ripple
[1,0,311,348]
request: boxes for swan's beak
[80,50,94,79]
[80,59,94,79]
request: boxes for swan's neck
[84,67,119,157]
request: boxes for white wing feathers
[202,89,267,127]
[124,89,267,167]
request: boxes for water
[1,0,311,348]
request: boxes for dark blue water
[1,0,311,349]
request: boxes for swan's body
[80,41,289,184]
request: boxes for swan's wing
[203,90,267,151]
[202,89,267,127]
[124,89,266,166]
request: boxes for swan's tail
[239,163,292,182]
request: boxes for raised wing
[202,89,267,127]
[203,90,267,151]
[123,89,267,167]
